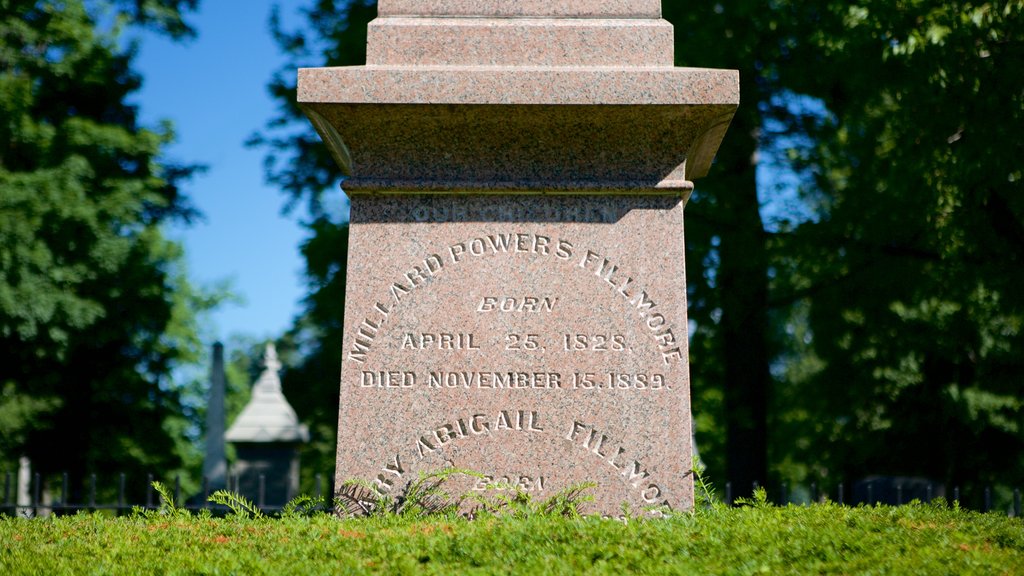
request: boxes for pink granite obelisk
[299,0,738,515]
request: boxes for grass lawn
[3,500,1023,575]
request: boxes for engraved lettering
[601,263,620,287]
[449,242,466,262]
[617,276,634,299]
[417,435,437,457]
[435,423,458,445]
[479,297,558,313]
[533,234,551,255]
[515,233,530,251]
[349,337,371,363]
[390,281,410,303]
[630,290,656,316]
[568,421,587,441]
[646,313,667,329]
[382,454,404,477]
[473,475,547,492]
[580,250,601,269]
[495,411,513,430]
[471,414,490,434]
[486,233,513,252]
[642,484,663,503]
[359,318,379,336]
[360,368,415,387]
[654,328,677,348]
[405,265,428,287]
[402,333,479,350]
[424,254,444,274]
[528,411,544,431]
[567,421,660,494]
[556,239,573,259]
[374,473,395,495]
[608,447,627,470]
[662,349,684,364]
[624,460,651,488]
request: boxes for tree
[774,0,1024,499]
[0,0,210,497]
[662,0,789,497]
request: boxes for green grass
[2,501,1023,575]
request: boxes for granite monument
[299,0,738,514]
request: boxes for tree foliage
[0,0,210,491]
[772,0,1024,495]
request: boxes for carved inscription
[566,421,666,505]
[368,412,670,509]
[478,296,558,313]
[347,231,685,365]
[401,333,480,350]
[360,370,668,390]
[406,200,621,224]
[352,225,688,510]
[472,475,546,492]
[577,250,684,364]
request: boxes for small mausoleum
[225,343,309,507]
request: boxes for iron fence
[723,480,1023,517]
[0,471,334,517]
[1,470,1021,518]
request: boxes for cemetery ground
[2,486,1023,575]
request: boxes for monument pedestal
[299,0,738,514]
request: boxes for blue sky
[132,1,315,342]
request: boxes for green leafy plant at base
[207,490,264,519]
[149,481,191,518]
[468,481,597,519]
[335,468,599,520]
[734,486,773,509]
[280,495,327,519]
[692,457,726,512]
[335,468,481,518]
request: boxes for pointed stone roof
[225,343,310,444]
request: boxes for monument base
[337,194,693,514]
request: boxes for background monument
[299,0,738,513]
[202,342,228,492]
[225,344,309,507]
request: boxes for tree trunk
[714,81,771,499]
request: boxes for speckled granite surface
[367,18,675,67]
[339,195,693,514]
[377,0,664,18]
[304,1,737,515]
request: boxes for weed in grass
[734,486,773,509]
[335,468,481,518]
[147,481,191,519]
[692,457,726,512]
[280,495,327,519]
[208,490,264,519]
[468,481,597,519]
